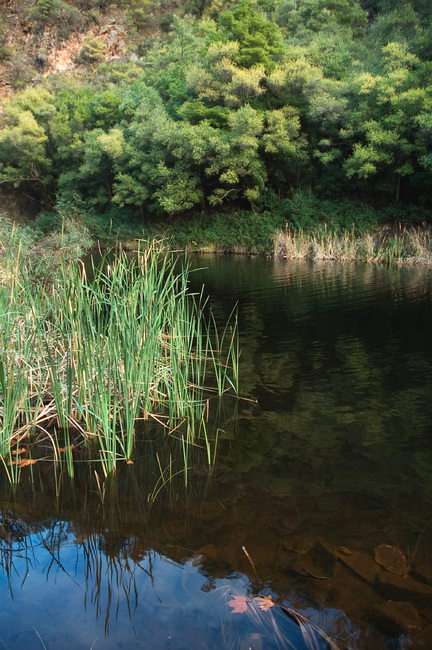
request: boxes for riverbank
[107,215,432,266]
[80,195,432,264]
[2,194,432,265]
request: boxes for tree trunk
[395,175,401,203]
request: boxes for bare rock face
[372,601,423,636]
[35,52,49,67]
[374,544,408,577]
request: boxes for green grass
[0,237,238,488]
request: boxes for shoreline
[115,223,432,266]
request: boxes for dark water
[1,257,432,649]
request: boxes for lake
[1,255,431,649]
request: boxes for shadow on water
[0,256,432,649]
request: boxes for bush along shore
[0,217,238,492]
[19,192,430,265]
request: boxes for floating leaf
[228,595,248,613]
[254,595,275,611]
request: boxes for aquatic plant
[274,224,432,265]
[0,238,238,486]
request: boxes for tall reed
[274,224,432,265]
[0,239,238,484]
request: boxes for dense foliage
[0,0,431,232]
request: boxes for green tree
[50,84,124,204]
[185,41,267,108]
[205,104,266,207]
[0,111,51,189]
[261,107,308,194]
[216,0,284,72]
[276,0,367,42]
[343,42,432,201]
[0,88,55,197]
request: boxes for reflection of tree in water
[0,258,431,648]
[0,501,342,649]
[0,464,430,650]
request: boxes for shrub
[0,210,92,286]
[0,214,35,261]
[10,54,35,89]
[76,36,107,64]
[283,190,380,234]
[160,13,175,32]
[128,8,152,29]
[28,0,81,38]
[0,44,14,62]
[29,0,80,23]
[87,9,102,24]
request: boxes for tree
[0,88,55,197]
[343,42,432,201]
[216,0,284,72]
[185,41,267,108]
[0,111,51,188]
[261,107,308,193]
[205,104,266,207]
[276,0,367,42]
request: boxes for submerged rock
[191,544,219,567]
[283,534,314,555]
[336,549,380,584]
[411,561,432,585]
[197,544,218,560]
[290,541,336,580]
[372,601,423,636]
[374,544,408,577]
[411,625,432,648]
[377,571,432,607]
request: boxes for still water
[1,257,432,649]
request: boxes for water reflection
[0,475,372,650]
[1,257,432,649]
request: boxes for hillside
[0,0,431,241]
[0,1,153,99]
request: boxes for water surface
[1,257,432,649]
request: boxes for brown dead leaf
[228,595,248,613]
[12,447,26,456]
[254,596,275,611]
[17,458,36,467]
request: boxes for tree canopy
[0,0,431,218]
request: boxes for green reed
[0,239,238,484]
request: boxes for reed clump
[274,225,432,265]
[0,235,238,484]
